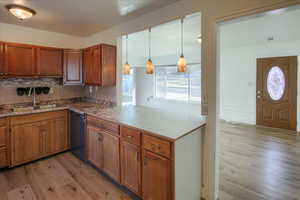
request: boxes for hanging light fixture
[177,17,187,73]
[6,4,36,20]
[146,27,154,74]
[123,34,131,75]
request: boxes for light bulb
[123,62,131,75]
[146,59,154,74]
[177,55,187,72]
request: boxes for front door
[257,56,297,130]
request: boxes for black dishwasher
[70,111,87,162]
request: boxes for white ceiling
[220,6,300,48]
[0,0,179,36]
[124,12,201,65]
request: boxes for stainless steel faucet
[28,87,37,107]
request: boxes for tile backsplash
[85,86,117,105]
[0,78,86,105]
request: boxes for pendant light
[146,27,154,74]
[123,34,131,75]
[177,17,187,72]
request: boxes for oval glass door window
[267,66,285,101]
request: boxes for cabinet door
[63,50,83,85]
[0,147,8,168]
[102,131,120,182]
[84,46,101,85]
[83,48,94,85]
[50,117,68,153]
[11,123,43,166]
[37,47,63,76]
[101,44,116,86]
[120,141,141,195]
[87,127,104,169]
[142,151,172,200]
[0,42,4,76]
[4,43,36,76]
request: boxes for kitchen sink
[12,104,57,112]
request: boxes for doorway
[217,5,300,200]
[256,56,297,130]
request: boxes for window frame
[154,65,201,104]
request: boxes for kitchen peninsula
[0,100,206,200]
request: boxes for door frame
[214,2,300,200]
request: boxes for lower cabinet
[87,118,120,183]
[0,118,9,168]
[86,116,203,200]
[142,150,172,200]
[102,131,120,182]
[10,111,69,167]
[87,126,104,169]
[120,141,141,195]
[11,122,44,165]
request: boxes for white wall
[0,22,83,48]
[220,40,300,131]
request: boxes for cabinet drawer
[0,147,8,168]
[143,135,171,158]
[0,126,7,147]
[10,110,67,126]
[87,116,119,136]
[121,126,141,146]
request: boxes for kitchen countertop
[83,105,206,141]
[0,101,206,141]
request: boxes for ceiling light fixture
[5,4,36,20]
[177,17,187,73]
[146,27,154,74]
[123,34,131,75]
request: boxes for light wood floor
[0,153,133,200]
[219,121,300,200]
[2,122,299,200]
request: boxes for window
[155,65,201,102]
[122,69,135,105]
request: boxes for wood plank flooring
[219,121,300,200]
[0,153,133,200]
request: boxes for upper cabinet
[4,42,36,77]
[63,50,83,85]
[0,41,116,83]
[37,47,63,77]
[0,42,4,76]
[84,46,101,85]
[84,44,116,86]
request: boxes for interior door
[257,56,297,130]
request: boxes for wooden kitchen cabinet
[10,110,69,167]
[102,130,120,183]
[0,42,5,76]
[37,47,63,76]
[87,126,104,169]
[50,117,69,153]
[83,44,116,86]
[11,122,44,166]
[87,116,120,182]
[4,42,36,76]
[142,150,172,200]
[0,118,9,168]
[63,50,83,85]
[120,141,141,195]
